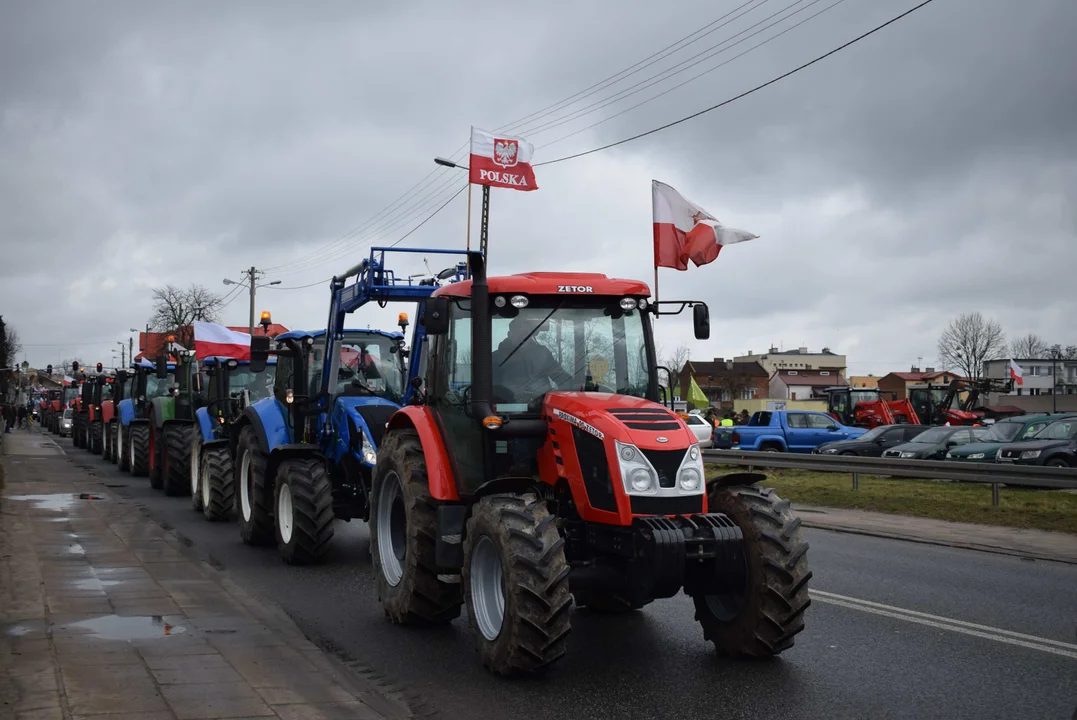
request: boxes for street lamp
[434,155,483,260]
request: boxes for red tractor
[369,254,810,675]
[824,387,920,428]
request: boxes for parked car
[883,425,989,460]
[731,410,865,453]
[683,412,714,448]
[815,423,929,456]
[59,408,73,437]
[946,413,1077,462]
[997,417,1077,467]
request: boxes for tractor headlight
[676,444,706,495]
[362,446,377,465]
[628,467,654,493]
[679,467,701,491]
[619,297,637,311]
[510,295,529,308]
[493,295,507,308]
[616,441,657,495]
[689,445,700,461]
[285,389,294,404]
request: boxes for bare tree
[149,284,224,347]
[1047,343,1077,360]
[937,312,1006,379]
[656,343,691,393]
[1009,332,1048,359]
[0,316,22,398]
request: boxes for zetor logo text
[557,285,594,293]
[476,169,529,187]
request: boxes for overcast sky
[2,0,1074,376]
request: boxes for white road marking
[812,589,1077,660]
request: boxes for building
[877,368,963,400]
[678,358,769,411]
[848,375,879,389]
[983,358,1077,410]
[769,369,847,401]
[733,347,846,378]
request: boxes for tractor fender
[386,406,459,502]
[194,407,217,443]
[100,402,116,425]
[117,399,136,427]
[149,397,175,429]
[266,444,325,488]
[239,398,290,454]
[202,438,229,453]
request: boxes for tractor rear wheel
[103,422,113,461]
[117,424,130,471]
[148,424,164,490]
[237,427,273,545]
[189,433,203,510]
[371,430,462,624]
[693,485,811,658]
[90,421,103,455]
[274,458,334,565]
[201,446,234,522]
[130,424,150,477]
[463,494,572,676]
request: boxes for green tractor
[148,350,204,496]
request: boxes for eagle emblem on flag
[493,139,519,168]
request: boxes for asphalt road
[50,431,1077,720]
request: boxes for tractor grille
[641,448,685,489]
[630,495,704,515]
[572,427,618,512]
[354,405,398,447]
[606,406,682,431]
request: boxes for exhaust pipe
[468,251,496,422]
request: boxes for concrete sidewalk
[797,504,1077,564]
[1,428,416,719]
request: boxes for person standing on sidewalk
[3,402,15,433]
[16,403,27,429]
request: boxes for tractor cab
[908,379,978,425]
[825,387,884,427]
[203,356,277,416]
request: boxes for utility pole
[245,267,259,334]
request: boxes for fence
[702,449,1077,506]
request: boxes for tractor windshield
[63,387,78,403]
[229,365,276,403]
[328,332,405,403]
[851,390,878,406]
[484,298,652,412]
[145,373,176,399]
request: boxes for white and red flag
[193,322,252,361]
[469,127,538,191]
[1008,359,1024,386]
[652,180,757,270]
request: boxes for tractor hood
[542,392,695,450]
[335,396,400,448]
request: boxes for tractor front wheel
[90,421,103,455]
[201,446,234,522]
[103,422,113,461]
[693,485,811,658]
[163,424,193,496]
[190,433,203,511]
[237,427,273,545]
[129,425,150,477]
[117,424,130,471]
[371,430,462,625]
[148,425,164,490]
[463,494,572,676]
[274,458,334,565]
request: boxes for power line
[265,279,329,290]
[535,0,938,167]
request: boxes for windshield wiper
[497,302,563,367]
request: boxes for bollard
[992,482,1000,507]
[852,472,859,491]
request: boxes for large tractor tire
[117,424,130,472]
[463,494,572,676]
[90,421,103,455]
[73,418,84,448]
[237,427,273,545]
[274,458,334,565]
[162,424,193,497]
[371,430,462,625]
[103,421,114,462]
[129,424,150,477]
[190,433,204,511]
[693,485,811,658]
[148,424,164,490]
[201,446,234,522]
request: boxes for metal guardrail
[702,449,1077,506]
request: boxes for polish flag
[193,322,253,361]
[469,127,538,191]
[1008,359,1024,386]
[652,180,757,270]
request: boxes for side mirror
[155,355,168,379]
[250,336,271,373]
[422,297,450,335]
[410,376,423,390]
[693,303,710,340]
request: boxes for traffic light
[72,361,79,372]
[96,363,103,373]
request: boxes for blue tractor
[190,356,277,521]
[236,247,468,564]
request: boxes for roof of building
[773,369,848,387]
[739,348,843,357]
[685,358,768,377]
[884,370,958,382]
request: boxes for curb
[801,520,1077,565]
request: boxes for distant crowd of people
[1,401,34,433]
[698,408,752,427]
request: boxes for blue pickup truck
[732,410,866,453]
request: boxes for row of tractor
[58,247,811,676]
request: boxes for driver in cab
[492,315,572,403]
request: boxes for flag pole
[653,264,659,310]
[479,184,491,262]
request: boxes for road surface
[43,431,1077,719]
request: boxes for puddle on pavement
[72,578,122,590]
[67,543,85,555]
[6,624,35,637]
[66,615,186,640]
[7,493,106,511]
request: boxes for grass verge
[707,465,1077,535]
